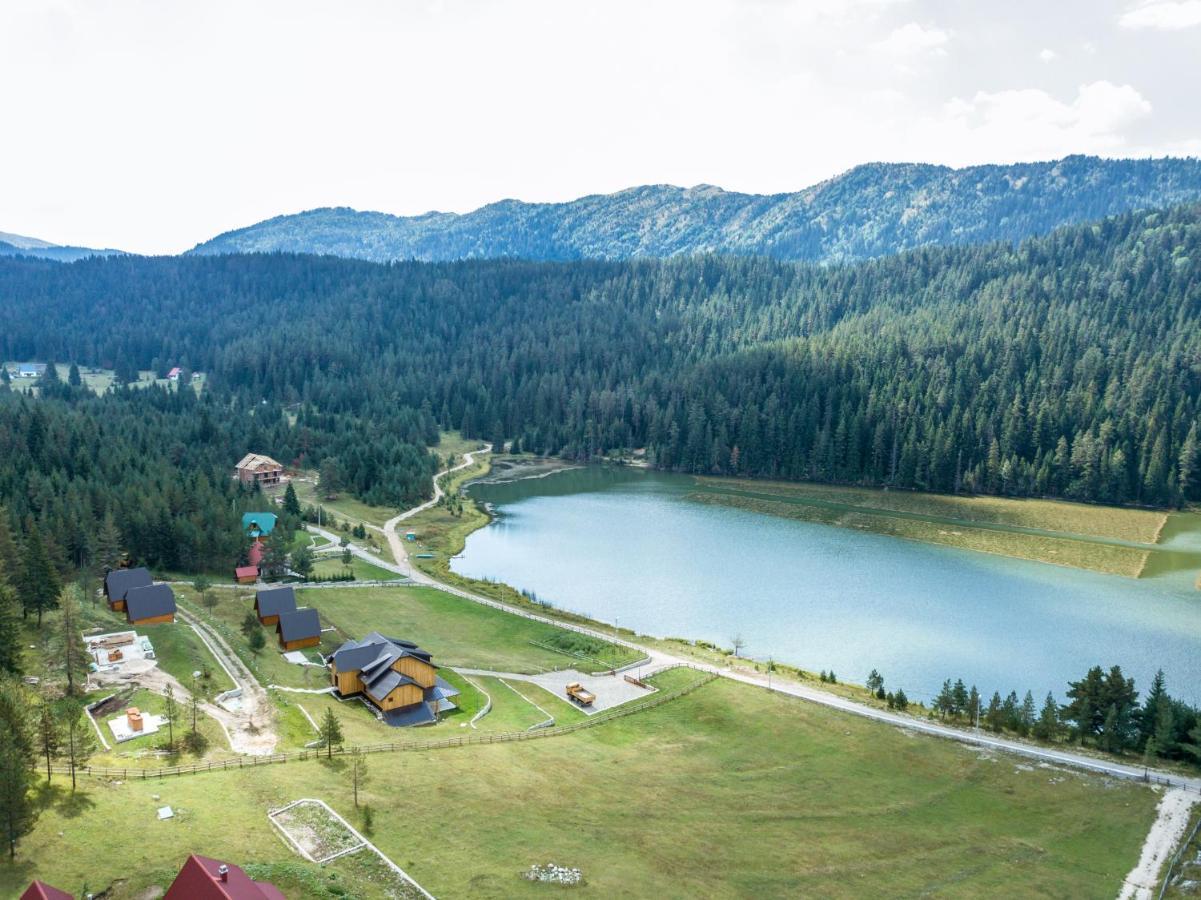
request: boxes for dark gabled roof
[277,607,320,642]
[365,668,416,703]
[330,631,435,673]
[124,583,176,621]
[254,586,296,617]
[425,676,462,704]
[105,566,152,601]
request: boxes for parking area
[453,666,656,714]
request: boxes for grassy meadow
[4,676,1158,899]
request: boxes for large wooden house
[124,583,177,625]
[254,586,296,625]
[103,566,152,612]
[234,453,283,488]
[328,632,459,726]
[276,607,321,650]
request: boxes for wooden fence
[51,666,716,781]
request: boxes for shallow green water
[455,467,1201,705]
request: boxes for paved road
[315,448,1201,793]
[383,444,492,579]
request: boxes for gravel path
[1118,788,1200,899]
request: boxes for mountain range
[188,155,1201,264]
[0,230,123,262]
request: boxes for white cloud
[1038,48,1058,62]
[936,81,1153,161]
[874,22,950,56]
[1119,0,1201,29]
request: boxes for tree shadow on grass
[34,780,97,818]
[318,754,347,773]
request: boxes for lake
[453,467,1201,705]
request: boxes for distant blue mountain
[0,230,124,262]
[188,155,1201,264]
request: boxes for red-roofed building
[167,366,183,381]
[235,565,259,585]
[20,882,74,900]
[164,854,286,899]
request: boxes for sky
[2,0,1199,254]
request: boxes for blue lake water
[453,467,1201,705]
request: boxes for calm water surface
[453,467,1201,705]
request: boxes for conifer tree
[21,530,60,626]
[58,698,96,792]
[318,709,344,759]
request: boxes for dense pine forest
[0,202,1198,575]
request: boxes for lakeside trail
[360,447,1201,800]
[1118,789,1200,899]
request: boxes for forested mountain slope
[2,204,1199,518]
[0,230,124,262]
[188,156,1201,264]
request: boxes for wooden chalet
[328,632,459,726]
[124,583,177,625]
[276,606,321,650]
[103,566,152,612]
[235,565,259,585]
[235,453,283,488]
[254,586,296,625]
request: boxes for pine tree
[58,586,89,696]
[318,709,344,759]
[163,685,177,750]
[985,692,1004,732]
[36,699,61,782]
[92,514,124,577]
[866,669,884,694]
[193,574,214,609]
[284,483,301,517]
[0,572,21,676]
[20,530,60,627]
[58,698,96,792]
[248,627,266,655]
[350,746,368,807]
[1019,691,1037,737]
[67,364,82,388]
[1033,693,1060,741]
[0,678,37,860]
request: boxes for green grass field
[4,677,1157,899]
[301,584,639,674]
[309,555,399,582]
[694,478,1169,577]
[3,363,206,396]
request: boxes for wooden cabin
[103,566,152,612]
[327,632,458,726]
[234,453,283,488]
[276,607,321,650]
[235,565,259,585]
[124,583,177,625]
[254,586,296,625]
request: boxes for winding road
[327,444,1201,798]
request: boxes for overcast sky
[2,0,1199,254]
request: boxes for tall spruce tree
[20,530,60,626]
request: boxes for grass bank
[5,676,1158,899]
[695,478,1170,577]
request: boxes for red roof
[163,855,285,900]
[167,367,182,377]
[235,565,259,578]
[21,883,74,900]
